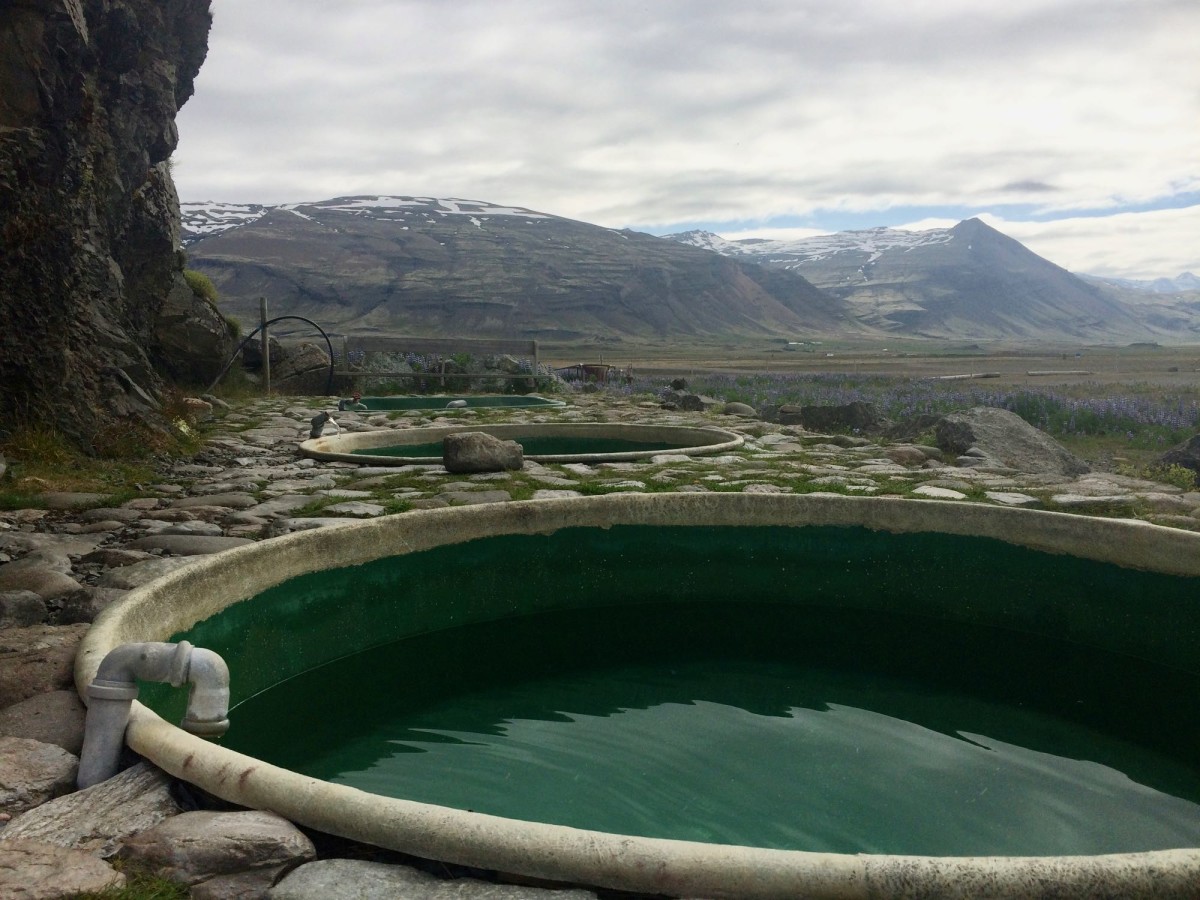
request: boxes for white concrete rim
[75,494,1200,898]
[300,422,745,465]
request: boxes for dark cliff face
[0,0,223,445]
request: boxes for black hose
[206,316,337,395]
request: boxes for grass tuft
[68,866,189,900]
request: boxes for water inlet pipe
[77,641,230,789]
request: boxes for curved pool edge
[104,716,1200,898]
[299,422,744,465]
[75,494,1200,899]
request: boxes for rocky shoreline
[1,390,1198,898]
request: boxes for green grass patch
[0,424,160,505]
[68,865,188,900]
[288,496,343,517]
[183,268,219,304]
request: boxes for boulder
[152,273,236,385]
[781,401,886,433]
[57,586,124,625]
[443,433,523,474]
[0,839,124,898]
[120,809,316,889]
[491,354,523,375]
[935,407,1090,476]
[722,402,757,417]
[272,343,332,392]
[0,550,83,603]
[0,591,50,628]
[1,762,181,857]
[0,690,87,756]
[1161,434,1200,476]
[672,391,715,412]
[0,625,89,709]
[0,737,78,815]
[885,445,933,467]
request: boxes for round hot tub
[76,495,1200,898]
[301,422,744,464]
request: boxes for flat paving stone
[322,503,386,517]
[0,565,81,602]
[243,495,320,518]
[985,491,1041,506]
[79,507,143,523]
[271,858,596,900]
[126,535,255,556]
[171,492,259,510]
[438,491,511,506]
[913,485,967,500]
[96,557,200,589]
[160,522,225,537]
[1050,493,1137,510]
[276,518,361,532]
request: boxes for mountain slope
[183,197,857,341]
[668,219,1163,342]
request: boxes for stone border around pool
[300,422,744,465]
[76,494,1200,899]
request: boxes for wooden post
[259,297,270,395]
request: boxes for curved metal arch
[206,315,336,395]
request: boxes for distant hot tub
[350,395,564,412]
[301,423,744,465]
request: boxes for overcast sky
[174,0,1199,280]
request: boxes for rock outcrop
[1161,434,1200,477]
[935,406,1091,476]
[0,0,230,445]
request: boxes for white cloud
[979,207,1200,280]
[174,0,1200,278]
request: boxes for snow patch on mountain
[666,225,955,269]
[1085,272,1200,294]
[181,196,550,244]
[181,202,269,238]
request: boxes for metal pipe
[77,641,230,789]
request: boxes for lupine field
[344,348,1199,457]
[618,371,1200,453]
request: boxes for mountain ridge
[183,196,858,341]
[665,218,1174,341]
[183,198,1195,344]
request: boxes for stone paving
[0,389,1198,897]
